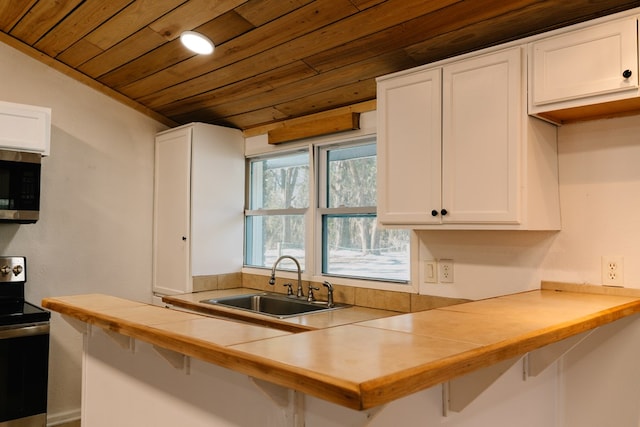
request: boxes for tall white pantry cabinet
[152,123,244,296]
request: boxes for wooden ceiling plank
[148,0,244,41]
[99,39,195,88]
[139,39,418,115]
[155,61,319,118]
[100,10,254,89]
[160,50,415,119]
[216,80,375,129]
[9,0,83,45]
[83,0,186,51]
[78,27,167,78]
[122,0,459,106]
[176,106,289,129]
[272,80,376,119]
[141,58,318,110]
[0,0,37,32]
[117,0,361,100]
[234,0,314,27]
[405,0,640,64]
[349,0,386,10]
[303,0,540,73]
[56,38,104,68]
[34,0,133,57]
[188,80,375,129]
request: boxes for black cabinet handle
[182,236,187,241]
[623,69,633,79]
[431,210,438,217]
[441,209,448,216]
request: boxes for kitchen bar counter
[42,283,640,410]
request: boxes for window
[244,152,309,270]
[319,141,410,282]
[244,137,410,283]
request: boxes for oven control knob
[12,265,23,276]
[0,265,10,275]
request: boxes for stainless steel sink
[200,292,349,319]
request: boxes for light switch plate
[424,260,437,283]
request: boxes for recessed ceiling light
[180,31,214,55]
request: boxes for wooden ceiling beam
[244,100,376,138]
[268,112,360,144]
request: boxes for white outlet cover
[438,259,454,283]
[602,256,624,287]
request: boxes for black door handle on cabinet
[623,69,633,79]
[441,209,448,216]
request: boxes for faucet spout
[322,281,335,307]
[270,255,303,297]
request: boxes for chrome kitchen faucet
[269,255,304,298]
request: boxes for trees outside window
[320,142,409,282]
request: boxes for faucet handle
[307,284,320,302]
[283,283,294,296]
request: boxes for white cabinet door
[377,68,442,225]
[530,17,638,110]
[153,128,192,295]
[0,100,51,155]
[442,47,521,224]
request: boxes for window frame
[244,149,310,270]
[243,131,419,293]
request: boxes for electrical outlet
[438,259,454,283]
[602,256,624,287]
[424,260,437,283]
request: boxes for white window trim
[243,130,419,294]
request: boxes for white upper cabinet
[529,17,639,122]
[377,68,442,225]
[153,123,244,296]
[0,100,51,155]
[377,47,560,230]
[442,49,521,224]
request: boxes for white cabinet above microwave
[0,101,51,156]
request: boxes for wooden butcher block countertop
[41,282,640,410]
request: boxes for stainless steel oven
[0,257,50,426]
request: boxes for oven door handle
[0,322,49,339]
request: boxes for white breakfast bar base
[77,314,640,427]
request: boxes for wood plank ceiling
[1,0,639,131]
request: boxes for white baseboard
[47,408,81,426]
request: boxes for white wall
[419,114,640,300]
[0,42,166,423]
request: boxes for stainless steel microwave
[0,149,41,223]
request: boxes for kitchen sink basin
[200,292,348,319]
